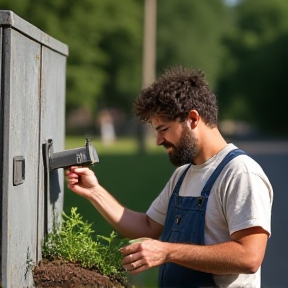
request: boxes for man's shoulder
[220,144,263,172]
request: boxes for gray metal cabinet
[0,11,68,287]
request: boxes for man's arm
[66,166,163,239]
[121,226,268,275]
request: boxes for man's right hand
[65,167,99,199]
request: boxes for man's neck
[193,127,227,165]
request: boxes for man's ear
[188,110,200,129]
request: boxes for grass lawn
[64,136,175,288]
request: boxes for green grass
[64,136,175,288]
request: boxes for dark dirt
[33,259,132,288]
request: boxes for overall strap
[201,148,246,197]
[173,164,192,196]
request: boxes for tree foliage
[1,0,287,137]
[157,0,232,89]
[1,0,143,115]
[217,0,288,137]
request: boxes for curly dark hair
[133,66,218,127]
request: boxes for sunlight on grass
[65,136,164,155]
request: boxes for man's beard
[163,124,198,167]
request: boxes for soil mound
[33,259,131,288]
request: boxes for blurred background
[1,0,287,287]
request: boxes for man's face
[151,117,198,166]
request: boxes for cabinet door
[1,27,41,287]
[37,46,66,258]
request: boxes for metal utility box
[0,10,68,287]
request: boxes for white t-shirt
[147,144,273,288]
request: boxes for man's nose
[156,133,164,146]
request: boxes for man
[66,66,273,288]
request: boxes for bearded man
[66,66,273,288]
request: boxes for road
[233,140,288,288]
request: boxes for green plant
[42,207,130,285]
[25,247,34,280]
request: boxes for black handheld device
[44,138,99,171]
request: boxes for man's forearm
[88,185,157,239]
[165,241,250,274]
[165,234,266,275]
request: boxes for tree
[1,0,143,117]
[217,0,288,137]
[156,0,232,89]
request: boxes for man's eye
[161,128,168,132]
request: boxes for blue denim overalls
[158,149,245,288]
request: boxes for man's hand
[65,167,99,199]
[120,239,168,274]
